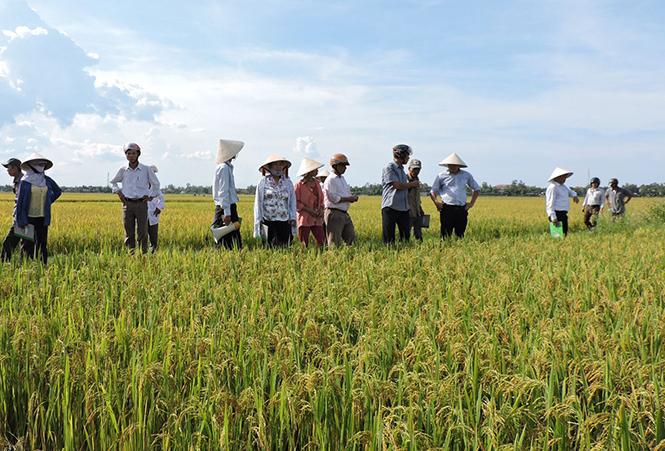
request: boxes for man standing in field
[110,143,160,254]
[323,153,358,246]
[212,139,244,249]
[407,159,426,241]
[429,153,481,239]
[1,158,23,261]
[605,178,633,220]
[381,144,420,244]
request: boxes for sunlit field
[1,193,664,450]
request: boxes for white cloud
[180,150,212,160]
[293,136,319,158]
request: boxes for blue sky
[1,0,664,188]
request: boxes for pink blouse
[295,178,324,227]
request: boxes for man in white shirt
[323,153,358,246]
[146,165,165,253]
[429,153,480,239]
[110,143,160,254]
[581,177,604,229]
[212,140,244,249]
[545,167,579,236]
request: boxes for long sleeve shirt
[213,162,239,213]
[254,175,297,238]
[147,190,165,226]
[582,187,605,207]
[407,172,424,218]
[323,173,352,211]
[295,178,324,227]
[430,169,480,206]
[110,163,160,198]
[545,182,578,220]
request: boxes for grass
[0,193,664,450]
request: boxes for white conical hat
[215,139,244,165]
[317,169,330,178]
[296,157,324,177]
[548,167,573,182]
[21,152,53,171]
[259,154,292,172]
[438,153,467,168]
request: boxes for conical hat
[259,154,291,172]
[317,169,330,178]
[21,152,53,171]
[438,153,467,168]
[215,139,244,164]
[548,167,573,182]
[296,157,324,177]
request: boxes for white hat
[317,169,330,178]
[259,154,292,172]
[21,152,53,171]
[296,157,325,177]
[215,139,244,165]
[150,165,159,173]
[438,153,467,168]
[548,167,573,182]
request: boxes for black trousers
[382,207,410,243]
[1,225,21,262]
[583,205,601,229]
[555,210,569,236]
[263,220,293,248]
[440,204,468,239]
[22,217,49,264]
[213,204,242,249]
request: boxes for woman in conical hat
[429,152,481,239]
[294,158,326,247]
[545,167,579,236]
[14,152,62,264]
[213,139,244,249]
[254,154,296,247]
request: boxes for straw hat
[296,157,324,177]
[317,169,330,179]
[259,154,291,172]
[438,153,467,168]
[21,152,53,171]
[548,167,573,182]
[215,139,244,165]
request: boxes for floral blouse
[254,174,297,237]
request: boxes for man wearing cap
[1,158,23,261]
[429,153,481,239]
[381,144,420,244]
[110,142,160,254]
[546,167,579,236]
[407,159,426,241]
[213,139,244,249]
[581,177,605,229]
[323,153,358,246]
[605,178,632,219]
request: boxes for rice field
[1,193,664,450]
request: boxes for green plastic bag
[549,222,564,239]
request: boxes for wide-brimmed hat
[548,167,573,182]
[259,154,292,172]
[215,139,244,165]
[296,157,324,177]
[439,153,467,168]
[21,152,53,171]
[317,169,330,179]
[409,159,422,169]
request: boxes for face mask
[29,164,45,173]
[269,168,283,177]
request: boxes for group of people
[2,141,636,263]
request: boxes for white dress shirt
[110,162,160,198]
[323,172,352,211]
[213,162,239,213]
[545,182,578,220]
[582,187,605,207]
[147,190,165,226]
[430,169,481,206]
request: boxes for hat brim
[21,159,53,171]
[259,155,292,172]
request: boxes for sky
[1,0,664,189]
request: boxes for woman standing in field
[14,153,62,264]
[546,167,579,236]
[254,155,297,247]
[294,158,326,247]
[581,177,604,229]
[212,139,244,249]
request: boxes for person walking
[295,157,326,247]
[146,165,165,253]
[381,144,420,244]
[581,177,604,229]
[110,142,161,254]
[605,178,633,220]
[1,158,23,261]
[429,153,481,239]
[323,154,358,246]
[254,155,297,248]
[407,158,425,241]
[14,153,62,264]
[212,139,244,249]
[545,167,579,236]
